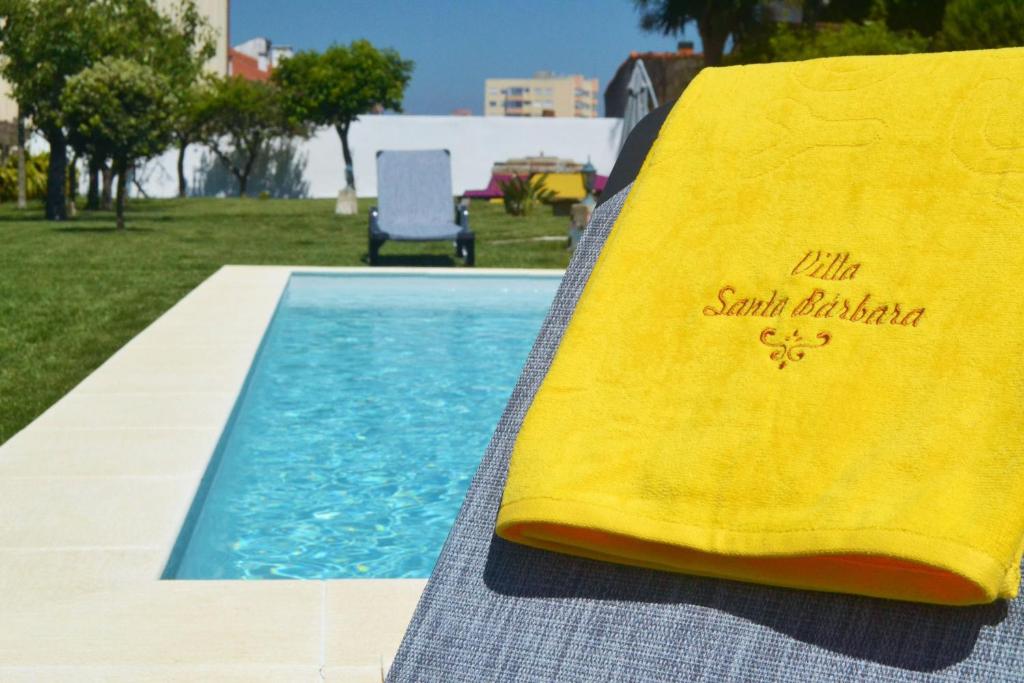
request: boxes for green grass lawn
[0,197,573,443]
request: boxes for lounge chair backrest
[376,150,456,234]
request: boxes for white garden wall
[136,115,625,199]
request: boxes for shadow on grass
[363,253,458,267]
[0,211,48,223]
[52,226,156,234]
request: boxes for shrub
[498,174,556,217]
[767,21,928,62]
[937,0,1024,51]
[0,151,47,203]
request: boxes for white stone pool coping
[0,265,563,682]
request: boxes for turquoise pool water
[166,273,559,579]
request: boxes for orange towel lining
[502,521,988,605]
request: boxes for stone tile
[30,392,237,431]
[0,548,166,602]
[142,290,281,331]
[165,281,287,312]
[0,428,220,477]
[0,581,322,667]
[0,476,196,548]
[323,665,386,682]
[127,322,271,348]
[74,343,256,394]
[324,579,425,668]
[0,665,322,682]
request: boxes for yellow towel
[496,48,1024,606]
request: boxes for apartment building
[484,72,599,118]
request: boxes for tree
[0,0,216,219]
[636,1,944,66]
[195,76,302,197]
[633,0,761,66]
[766,19,928,61]
[938,0,1024,51]
[0,0,106,220]
[155,2,216,198]
[88,0,214,202]
[171,84,210,198]
[62,58,174,230]
[273,40,413,192]
[727,0,932,64]
[885,0,947,37]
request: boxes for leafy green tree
[766,19,928,61]
[155,3,216,198]
[273,40,413,192]
[636,1,942,66]
[0,0,106,219]
[171,83,211,198]
[62,58,174,230]
[938,0,1024,51]
[729,0,931,64]
[0,0,216,219]
[195,76,303,197]
[632,0,762,66]
[885,0,947,37]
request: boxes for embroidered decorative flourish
[759,328,831,369]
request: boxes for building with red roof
[604,42,704,118]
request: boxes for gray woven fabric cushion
[387,185,1023,682]
[376,150,460,241]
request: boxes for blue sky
[231,0,702,116]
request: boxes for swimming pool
[165,272,559,580]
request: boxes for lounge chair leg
[459,234,475,267]
[369,236,385,266]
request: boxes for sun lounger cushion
[377,150,461,240]
[388,185,1024,682]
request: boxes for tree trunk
[176,142,188,198]
[698,22,728,67]
[16,114,26,210]
[336,123,355,190]
[86,157,100,209]
[44,128,67,220]
[114,157,127,231]
[67,154,78,217]
[237,138,261,197]
[101,163,113,210]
